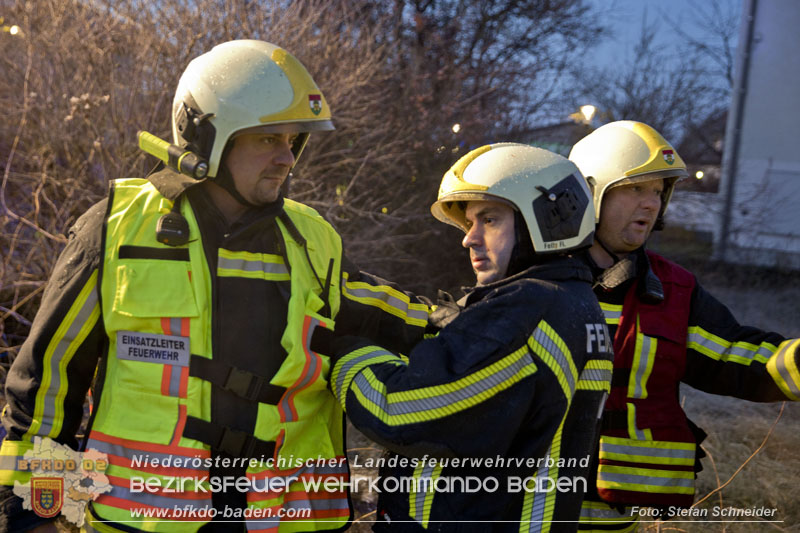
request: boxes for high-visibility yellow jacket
[0,173,429,532]
[579,249,800,532]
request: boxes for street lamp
[579,105,596,124]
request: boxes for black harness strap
[190,355,286,404]
[183,416,276,458]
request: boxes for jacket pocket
[112,261,198,318]
[103,260,198,444]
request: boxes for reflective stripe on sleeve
[528,320,578,401]
[342,272,429,327]
[576,359,613,392]
[688,325,777,366]
[330,346,402,410]
[0,439,35,485]
[26,271,101,440]
[599,436,695,466]
[519,423,565,533]
[766,339,800,400]
[346,344,536,426]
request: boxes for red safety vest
[597,251,699,508]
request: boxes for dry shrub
[1,0,602,362]
[0,2,601,530]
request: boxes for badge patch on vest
[117,331,190,366]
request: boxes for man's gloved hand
[309,327,373,365]
[428,290,461,331]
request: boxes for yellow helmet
[568,120,688,223]
[171,40,334,179]
[431,143,595,254]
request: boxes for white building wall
[715,0,800,269]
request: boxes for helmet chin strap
[505,210,538,277]
[213,158,260,209]
[594,234,621,265]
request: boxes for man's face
[595,178,664,257]
[462,200,517,285]
[224,132,297,205]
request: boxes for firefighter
[321,143,613,531]
[0,40,429,532]
[568,120,800,531]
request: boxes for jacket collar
[461,255,593,306]
[590,247,664,303]
[147,166,205,202]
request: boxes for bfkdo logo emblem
[309,94,322,115]
[662,149,675,165]
[31,477,63,518]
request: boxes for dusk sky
[587,0,741,68]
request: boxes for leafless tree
[569,0,739,145]
[1,0,604,363]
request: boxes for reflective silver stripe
[729,344,773,361]
[578,367,612,385]
[600,305,621,324]
[164,318,184,397]
[688,330,774,364]
[352,352,532,418]
[626,403,648,441]
[246,515,279,531]
[598,470,694,488]
[217,255,288,276]
[343,282,428,323]
[532,326,575,395]
[334,347,397,404]
[631,335,653,399]
[284,496,349,511]
[0,455,20,471]
[772,340,800,397]
[86,438,209,470]
[168,367,182,397]
[523,455,550,533]
[248,460,348,480]
[97,482,212,508]
[246,465,349,530]
[39,283,100,436]
[411,464,436,524]
[600,441,695,461]
[280,318,322,422]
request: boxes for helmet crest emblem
[309,94,322,115]
[662,149,675,165]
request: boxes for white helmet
[431,143,595,254]
[568,120,688,224]
[171,40,334,178]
